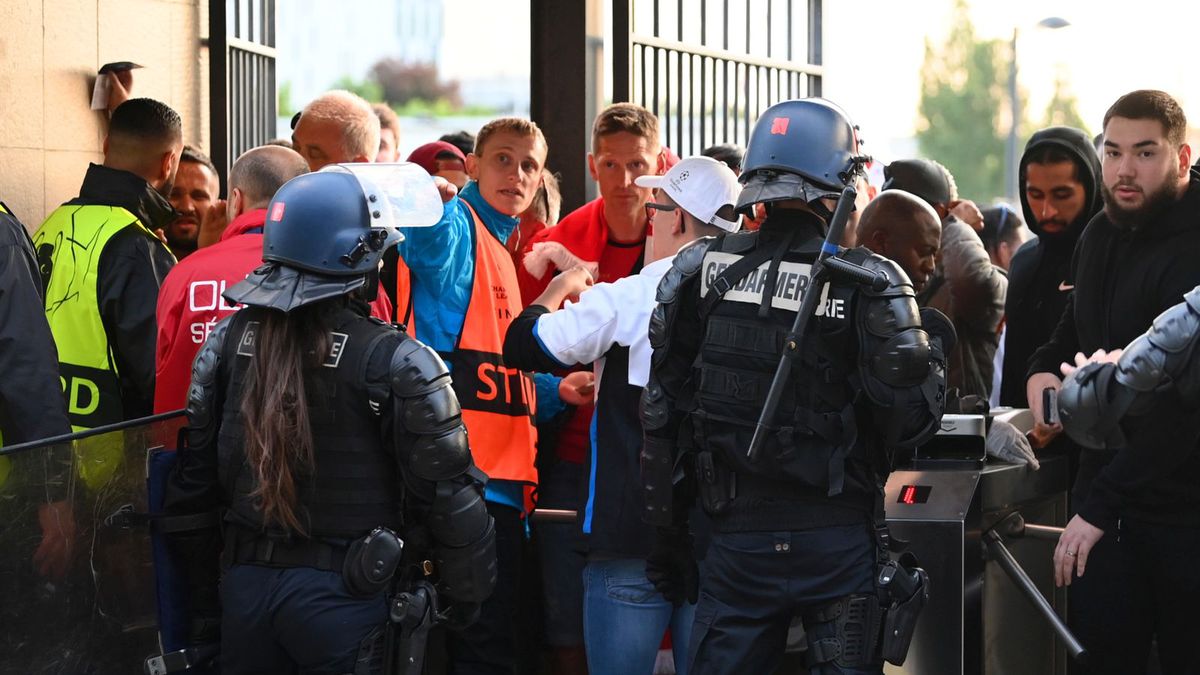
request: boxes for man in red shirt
[513,102,665,673]
[153,145,309,413]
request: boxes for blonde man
[393,118,550,673]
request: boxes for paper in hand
[90,62,142,111]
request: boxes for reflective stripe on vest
[34,205,157,430]
[441,204,537,486]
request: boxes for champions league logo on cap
[668,170,691,193]
[636,156,743,233]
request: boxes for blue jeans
[583,558,697,675]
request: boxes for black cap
[882,159,952,207]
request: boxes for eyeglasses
[645,202,679,223]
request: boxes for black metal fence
[210,0,278,190]
[614,0,823,157]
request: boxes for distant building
[277,0,444,107]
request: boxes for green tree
[916,0,1006,202]
[1042,75,1090,136]
[332,75,383,104]
[278,81,296,118]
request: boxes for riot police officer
[639,98,953,674]
[163,166,497,674]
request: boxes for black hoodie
[1029,170,1200,529]
[999,127,1102,407]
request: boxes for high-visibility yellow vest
[33,204,162,487]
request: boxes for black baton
[746,184,886,461]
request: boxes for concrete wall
[0,0,210,230]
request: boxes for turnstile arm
[1022,523,1065,540]
[997,511,1065,542]
[983,529,1088,664]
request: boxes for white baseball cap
[635,156,742,232]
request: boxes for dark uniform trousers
[220,565,387,674]
[688,523,880,675]
[1068,520,1200,675]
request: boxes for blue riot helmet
[225,162,442,312]
[736,98,866,214]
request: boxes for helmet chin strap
[361,266,380,302]
[808,198,836,225]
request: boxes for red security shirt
[153,209,394,413]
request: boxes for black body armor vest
[689,218,878,526]
[217,306,402,539]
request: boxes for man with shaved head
[882,160,1008,401]
[291,90,381,171]
[857,189,942,293]
[34,97,182,427]
[154,144,310,413]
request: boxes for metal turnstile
[883,410,1084,675]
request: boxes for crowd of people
[0,81,1198,675]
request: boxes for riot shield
[0,413,185,674]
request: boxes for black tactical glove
[645,527,698,607]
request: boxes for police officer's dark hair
[109,98,182,145]
[229,145,309,209]
[241,300,337,535]
[181,145,218,176]
[702,144,745,173]
[1103,89,1188,147]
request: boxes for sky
[824,0,1200,160]
[281,0,1200,158]
[434,0,1200,156]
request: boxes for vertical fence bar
[627,0,820,152]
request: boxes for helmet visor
[320,163,444,234]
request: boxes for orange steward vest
[400,204,538,487]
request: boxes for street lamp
[1006,16,1071,202]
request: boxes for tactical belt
[226,527,350,572]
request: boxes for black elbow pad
[427,475,490,547]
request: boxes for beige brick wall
[0,0,210,230]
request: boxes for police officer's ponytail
[240,299,336,534]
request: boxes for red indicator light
[896,485,931,504]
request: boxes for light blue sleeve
[396,195,475,352]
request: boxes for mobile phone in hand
[1042,388,1059,426]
